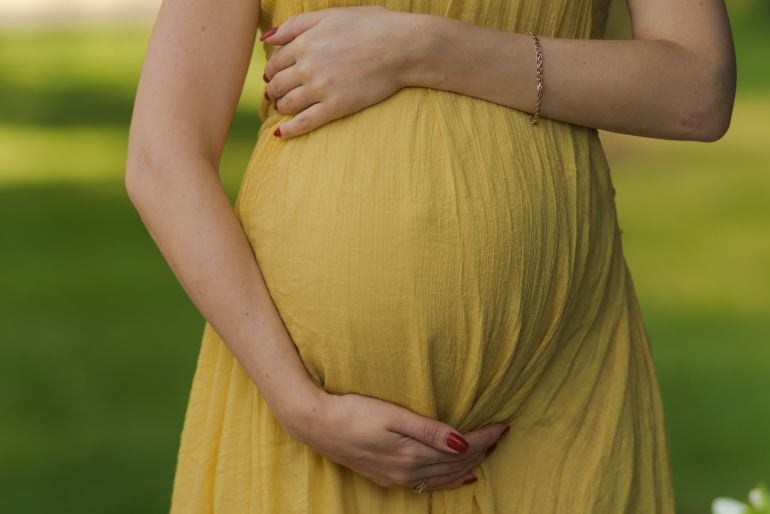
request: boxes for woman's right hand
[282,387,510,492]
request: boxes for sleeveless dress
[169,0,677,512]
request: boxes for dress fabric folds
[169,0,677,512]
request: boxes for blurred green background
[0,1,767,513]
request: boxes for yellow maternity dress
[169,0,677,512]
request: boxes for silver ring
[412,477,428,494]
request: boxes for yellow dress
[169,0,677,512]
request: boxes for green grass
[1,19,768,514]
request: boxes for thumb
[259,10,330,45]
[391,409,470,455]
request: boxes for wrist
[274,377,331,438]
[397,12,458,89]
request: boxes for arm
[125,0,320,431]
[403,0,736,141]
[125,0,507,491]
[260,1,735,141]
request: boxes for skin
[263,1,736,141]
[125,0,507,494]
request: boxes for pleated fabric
[169,0,677,512]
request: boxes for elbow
[124,138,176,204]
[685,97,734,143]
[124,145,171,210]
[125,144,151,204]
[684,106,732,143]
[680,57,737,143]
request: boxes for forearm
[125,156,321,434]
[403,14,735,141]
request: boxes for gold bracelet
[524,31,543,125]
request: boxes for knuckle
[306,73,325,94]
[317,73,339,91]
[292,33,308,53]
[268,82,281,99]
[315,73,334,89]
[423,423,441,446]
[390,469,411,486]
[325,95,342,112]
[279,95,293,112]
[396,451,419,469]
[293,115,312,130]
[294,61,309,79]
[405,451,421,468]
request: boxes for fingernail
[262,72,269,83]
[264,90,270,101]
[260,26,278,41]
[446,432,469,453]
[499,426,510,440]
[462,475,478,485]
[484,441,498,456]
[273,127,281,137]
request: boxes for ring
[412,478,428,494]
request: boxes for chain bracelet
[524,31,543,125]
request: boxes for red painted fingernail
[260,26,278,41]
[274,98,279,110]
[462,476,478,485]
[262,72,269,83]
[485,442,498,456]
[273,127,281,137]
[446,432,469,453]
[264,90,270,101]
[499,426,510,440]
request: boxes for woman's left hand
[261,6,423,139]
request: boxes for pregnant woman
[126,0,735,512]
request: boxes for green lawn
[1,22,768,514]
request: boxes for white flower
[712,497,749,514]
[748,486,769,511]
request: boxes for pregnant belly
[234,87,616,431]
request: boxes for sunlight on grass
[0,23,266,186]
[0,126,128,182]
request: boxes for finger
[266,64,303,104]
[424,471,478,492]
[415,443,488,479]
[273,85,318,116]
[406,422,510,467]
[386,406,471,455]
[263,45,297,83]
[425,452,485,491]
[412,453,485,493]
[273,100,329,139]
[259,9,337,45]
[457,422,509,456]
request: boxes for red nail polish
[273,127,281,137]
[274,98,279,110]
[485,442,498,456]
[264,90,270,101]
[262,72,269,83]
[260,26,278,41]
[446,432,469,453]
[462,476,478,485]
